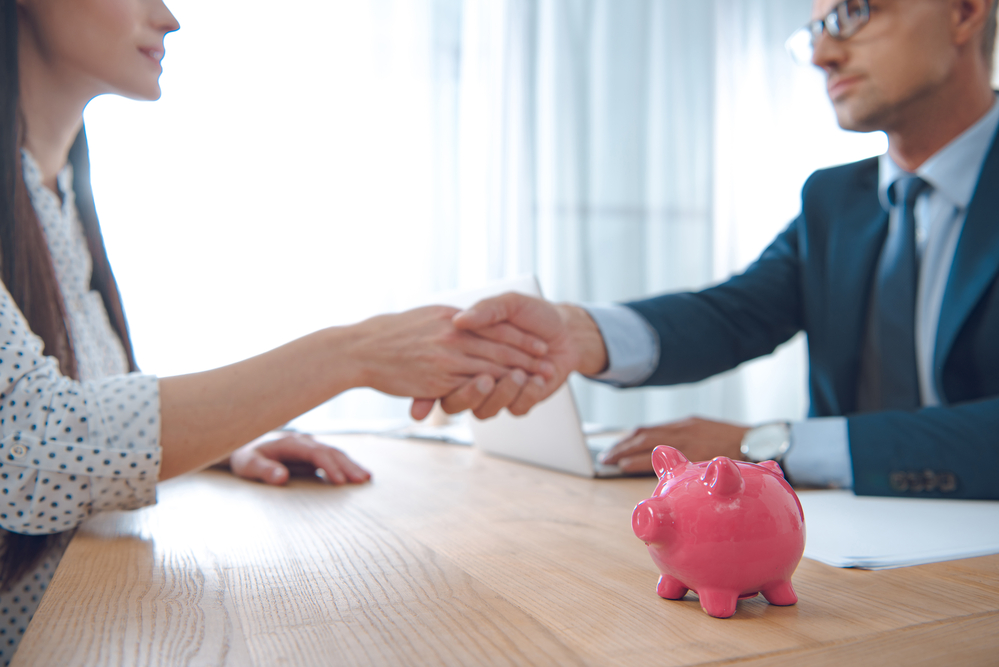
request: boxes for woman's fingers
[507,373,551,416]
[440,374,495,414]
[472,369,528,419]
[410,398,436,420]
[232,449,291,485]
[230,434,371,486]
[310,446,371,485]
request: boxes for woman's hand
[228,433,372,485]
[160,304,553,481]
[348,305,555,400]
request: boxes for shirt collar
[20,148,75,199]
[878,95,999,211]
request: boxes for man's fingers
[454,293,562,340]
[617,453,656,474]
[452,294,518,330]
[473,369,528,419]
[473,322,549,356]
[599,433,650,464]
[411,398,436,420]
[457,333,554,376]
[440,374,495,414]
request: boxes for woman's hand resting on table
[227,433,371,486]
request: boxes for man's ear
[951,0,993,50]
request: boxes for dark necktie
[869,174,928,410]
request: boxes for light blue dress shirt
[584,97,999,488]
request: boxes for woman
[0,0,549,661]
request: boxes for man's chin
[831,100,884,134]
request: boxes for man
[415,0,999,499]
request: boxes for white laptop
[433,276,630,478]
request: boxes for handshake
[348,291,750,476]
[354,292,609,422]
[236,290,751,486]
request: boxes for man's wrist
[557,303,609,375]
[740,421,793,463]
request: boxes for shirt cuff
[782,417,854,488]
[580,304,660,387]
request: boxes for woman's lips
[139,47,164,65]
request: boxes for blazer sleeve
[847,399,999,499]
[624,217,804,386]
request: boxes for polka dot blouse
[0,151,161,665]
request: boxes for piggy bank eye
[653,446,690,480]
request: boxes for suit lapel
[829,159,887,414]
[935,132,999,397]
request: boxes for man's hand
[600,417,750,473]
[411,293,609,419]
[228,432,372,485]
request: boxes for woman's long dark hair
[0,0,138,590]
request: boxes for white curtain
[453,0,887,429]
[86,0,465,423]
[87,0,890,430]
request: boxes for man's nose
[811,28,846,70]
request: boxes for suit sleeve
[624,218,804,386]
[847,399,999,499]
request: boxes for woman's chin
[111,82,164,103]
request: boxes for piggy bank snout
[632,499,670,543]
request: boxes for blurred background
[85,0,901,430]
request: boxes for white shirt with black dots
[0,150,161,665]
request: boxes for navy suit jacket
[626,138,999,500]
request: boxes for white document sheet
[798,490,999,570]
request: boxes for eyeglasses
[785,0,871,65]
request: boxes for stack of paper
[798,490,999,569]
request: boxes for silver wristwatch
[740,421,792,463]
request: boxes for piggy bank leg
[656,575,689,600]
[761,580,798,606]
[697,589,739,618]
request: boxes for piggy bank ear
[652,446,690,480]
[702,457,745,496]
[759,460,785,478]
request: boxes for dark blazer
[625,137,999,500]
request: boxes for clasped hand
[410,293,605,420]
[229,296,748,486]
[411,294,751,474]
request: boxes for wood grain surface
[12,436,999,666]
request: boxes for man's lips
[827,75,863,100]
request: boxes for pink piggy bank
[632,446,805,618]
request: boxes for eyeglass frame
[785,0,872,65]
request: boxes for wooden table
[13,436,999,666]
